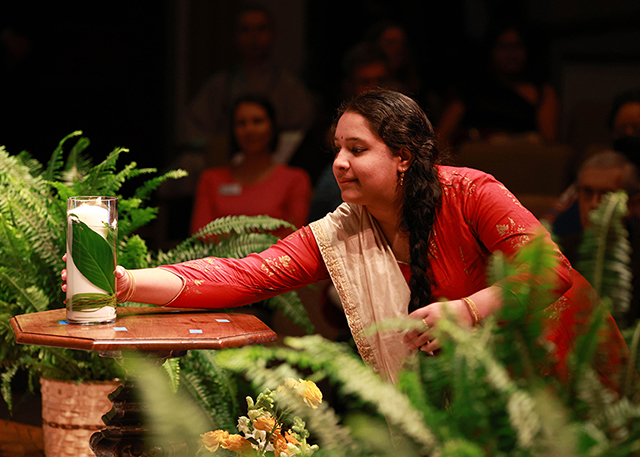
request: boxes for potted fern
[0,131,312,456]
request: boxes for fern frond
[133,169,188,202]
[60,136,93,187]
[181,215,294,247]
[577,191,632,318]
[437,317,547,452]
[16,151,44,177]
[0,362,21,413]
[0,268,51,314]
[181,350,239,431]
[155,232,279,266]
[265,292,314,334]
[118,235,151,270]
[209,231,281,257]
[280,336,439,454]
[43,131,82,182]
[161,358,181,393]
[623,320,640,397]
[100,162,155,197]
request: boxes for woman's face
[234,102,273,155]
[613,101,640,139]
[492,28,527,77]
[333,112,403,209]
[378,25,408,71]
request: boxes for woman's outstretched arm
[62,226,329,308]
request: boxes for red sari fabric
[161,166,627,389]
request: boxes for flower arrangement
[198,378,322,457]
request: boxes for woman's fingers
[115,265,126,278]
[60,267,67,293]
[402,324,429,345]
[421,338,440,353]
[404,328,434,351]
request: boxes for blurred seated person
[364,20,442,120]
[307,42,394,223]
[551,150,640,327]
[545,88,640,230]
[341,41,394,103]
[437,21,560,152]
[552,150,639,239]
[609,87,640,167]
[191,94,311,238]
[185,2,314,159]
[365,21,421,96]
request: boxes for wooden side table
[11,307,278,457]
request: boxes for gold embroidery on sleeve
[440,170,477,198]
[498,184,525,209]
[459,247,469,275]
[543,297,569,320]
[496,218,530,249]
[260,255,296,277]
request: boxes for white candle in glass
[66,199,117,323]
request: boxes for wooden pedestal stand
[11,307,277,457]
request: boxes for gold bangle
[461,296,480,327]
[118,270,136,303]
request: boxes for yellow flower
[222,434,254,455]
[253,415,278,433]
[199,430,229,452]
[295,380,323,409]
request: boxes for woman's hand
[402,299,473,352]
[61,253,132,302]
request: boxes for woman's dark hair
[229,94,280,155]
[333,88,443,312]
[608,87,640,130]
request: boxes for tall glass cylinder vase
[66,196,118,324]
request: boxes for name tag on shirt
[218,183,243,196]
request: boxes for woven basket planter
[40,377,121,457]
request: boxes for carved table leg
[90,351,189,457]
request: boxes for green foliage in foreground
[0,133,312,412]
[577,191,633,322]
[134,232,640,456]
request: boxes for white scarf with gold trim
[309,203,412,383]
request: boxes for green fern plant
[0,132,312,412]
[129,230,640,456]
[576,190,633,321]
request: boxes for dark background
[2,0,640,232]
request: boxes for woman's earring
[399,171,405,186]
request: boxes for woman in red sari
[63,89,626,386]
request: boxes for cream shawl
[309,203,412,383]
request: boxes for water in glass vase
[66,197,118,324]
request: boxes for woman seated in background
[190,94,311,238]
[63,89,626,389]
[437,21,560,152]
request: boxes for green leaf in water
[70,293,116,312]
[69,218,116,294]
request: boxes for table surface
[10,307,277,353]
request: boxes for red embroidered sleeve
[158,226,329,308]
[466,175,573,298]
